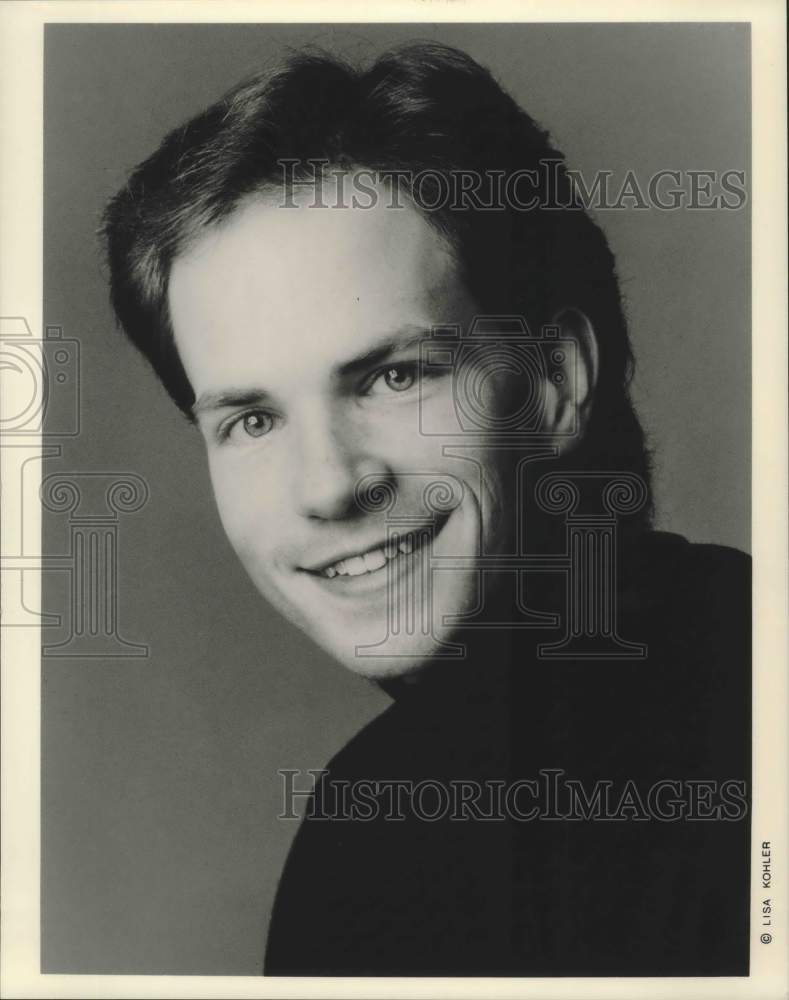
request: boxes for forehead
[168,185,467,394]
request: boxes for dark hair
[102,41,652,522]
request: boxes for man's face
[169,183,520,678]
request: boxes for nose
[291,402,383,521]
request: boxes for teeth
[363,549,387,572]
[344,556,367,577]
[321,534,419,578]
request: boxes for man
[102,43,750,976]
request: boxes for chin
[296,568,478,680]
[259,499,482,681]
[320,630,458,680]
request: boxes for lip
[301,511,452,596]
[301,536,401,575]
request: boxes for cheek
[369,391,455,465]
[207,458,281,567]
[363,396,514,525]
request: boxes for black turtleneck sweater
[264,532,751,976]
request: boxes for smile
[322,534,415,578]
[304,512,452,583]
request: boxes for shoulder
[320,700,402,780]
[624,529,750,588]
[617,531,751,768]
[621,530,750,642]
[320,689,469,786]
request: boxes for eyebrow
[335,326,432,379]
[191,325,435,419]
[192,388,274,419]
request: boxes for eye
[368,363,418,395]
[222,409,277,444]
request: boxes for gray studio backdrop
[42,23,750,974]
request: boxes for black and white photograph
[1,2,787,997]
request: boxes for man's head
[102,42,650,677]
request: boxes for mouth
[301,511,452,588]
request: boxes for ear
[544,307,599,449]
